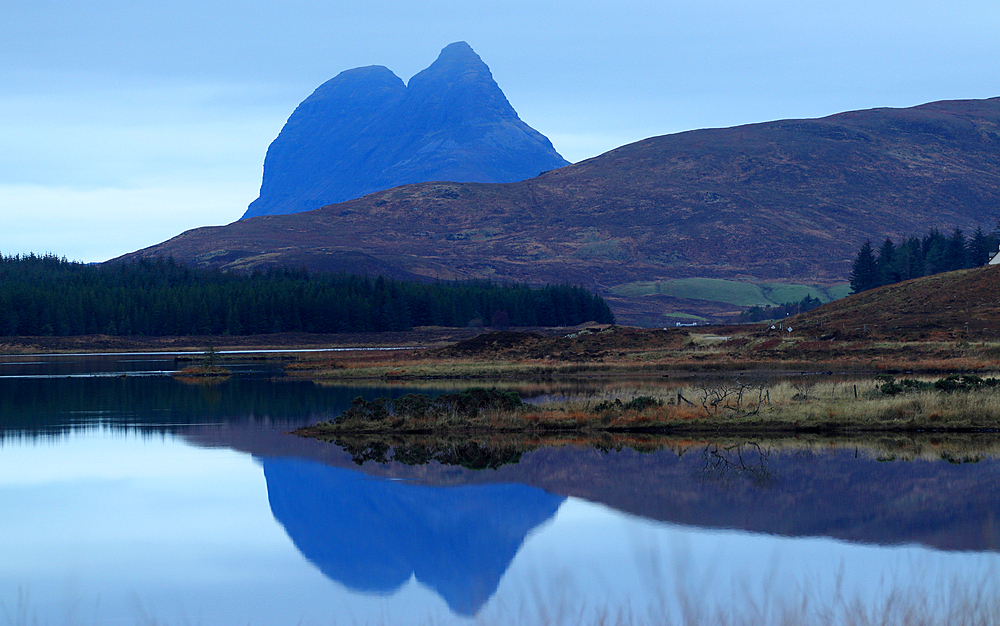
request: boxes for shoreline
[7,326,1000,436]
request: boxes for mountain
[242,42,569,219]
[120,97,1000,325]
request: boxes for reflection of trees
[700,441,773,487]
[0,376,446,436]
[333,436,526,470]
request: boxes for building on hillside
[991,245,1000,265]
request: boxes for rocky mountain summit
[242,42,568,219]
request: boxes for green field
[610,278,850,307]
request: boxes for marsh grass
[298,371,1000,443]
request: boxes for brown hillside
[793,265,1000,340]
[117,97,1000,325]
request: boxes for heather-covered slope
[123,97,1000,325]
[794,264,1000,340]
[242,42,568,219]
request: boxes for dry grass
[298,372,1000,439]
[284,327,1000,383]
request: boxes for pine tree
[875,237,898,287]
[945,228,967,271]
[922,229,949,275]
[968,226,995,266]
[849,240,879,294]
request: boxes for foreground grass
[6,582,999,626]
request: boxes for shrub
[622,396,664,411]
[875,374,1000,396]
[333,388,523,425]
[591,396,664,414]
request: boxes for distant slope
[242,42,568,219]
[794,264,1000,340]
[122,97,1000,326]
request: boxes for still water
[1,353,999,625]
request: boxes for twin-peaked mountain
[242,42,568,219]
[122,93,1000,325]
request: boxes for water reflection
[258,433,1000,554]
[4,357,1000,624]
[238,422,1000,619]
[263,457,564,615]
[0,374,458,436]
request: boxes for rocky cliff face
[242,42,569,219]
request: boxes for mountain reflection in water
[246,429,1000,618]
[246,431,1000,551]
[5,356,1000,624]
[261,457,564,615]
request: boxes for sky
[2,0,998,263]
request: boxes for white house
[990,245,1000,265]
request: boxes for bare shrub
[696,377,770,417]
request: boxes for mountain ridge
[121,96,1000,326]
[242,41,569,219]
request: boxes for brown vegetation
[794,265,1000,340]
[287,320,1000,381]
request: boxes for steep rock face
[242,42,568,219]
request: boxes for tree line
[849,226,1000,294]
[736,295,824,323]
[0,254,615,337]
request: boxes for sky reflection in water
[1,365,999,624]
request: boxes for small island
[172,347,231,379]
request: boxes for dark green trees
[849,225,1000,294]
[968,227,996,266]
[0,254,615,337]
[850,240,879,294]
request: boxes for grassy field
[608,278,848,307]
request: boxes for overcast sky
[2,0,998,262]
